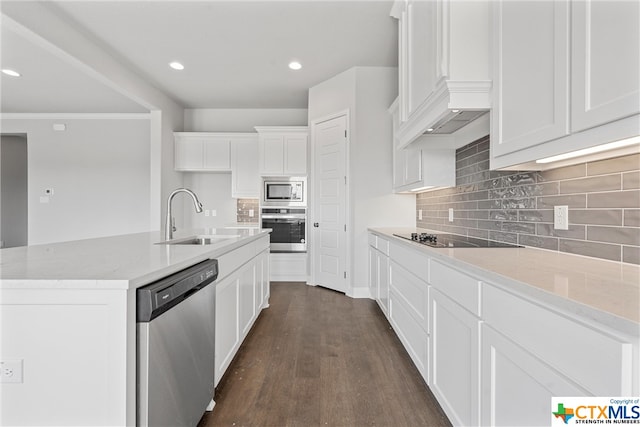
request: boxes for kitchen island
[0,228,270,426]
[369,227,639,427]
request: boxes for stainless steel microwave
[262,177,306,206]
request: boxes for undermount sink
[156,235,237,246]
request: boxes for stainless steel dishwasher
[137,259,218,427]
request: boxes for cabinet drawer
[389,241,428,279]
[389,289,429,380]
[429,260,481,316]
[483,284,634,395]
[368,234,390,255]
[389,261,428,331]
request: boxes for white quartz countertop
[370,227,640,334]
[0,228,270,290]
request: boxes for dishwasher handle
[137,259,218,322]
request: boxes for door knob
[313,222,319,227]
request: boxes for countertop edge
[369,228,640,338]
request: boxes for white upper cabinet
[491,0,570,158]
[174,133,232,171]
[491,0,640,170]
[230,135,260,198]
[571,0,640,132]
[390,98,456,192]
[391,0,491,148]
[255,126,308,176]
[174,132,259,198]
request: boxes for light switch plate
[448,208,454,222]
[418,209,422,220]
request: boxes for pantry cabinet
[491,0,640,170]
[255,126,308,176]
[390,0,491,148]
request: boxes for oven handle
[261,214,307,219]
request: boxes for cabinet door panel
[175,139,203,170]
[407,0,438,116]
[369,246,378,299]
[492,0,569,157]
[481,325,588,426]
[238,263,256,337]
[378,253,389,315]
[571,0,640,132]
[203,138,231,170]
[430,289,480,427]
[284,135,307,175]
[215,275,239,385]
[389,289,429,380]
[260,136,284,174]
[390,262,428,330]
[231,137,259,198]
[483,284,633,395]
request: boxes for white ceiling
[0,0,397,113]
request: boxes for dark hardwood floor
[198,282,451,427]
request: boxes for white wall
[182,173,237,229]
[184,108,308,132]
[308,67,415,297]
[351,67,415,292]
[0,135,28,247]
[0,118,151,245]
[2,1,186,237]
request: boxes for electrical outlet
[448,208,454,222]
[418,209,423,220]
[211,210,217,217]
[554,205,569,230]
[204,210,210,217]
[1,360,23,383]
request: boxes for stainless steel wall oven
[261,207,306,252]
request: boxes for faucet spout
[165,188,204,240]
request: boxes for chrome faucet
[165,188,203,240]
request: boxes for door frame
[308,109,351,293]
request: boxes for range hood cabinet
[391,0,491,149]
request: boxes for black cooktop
[393,232,522,248]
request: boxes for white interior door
[312,114,347,293]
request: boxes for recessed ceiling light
[451,109,460,113]
[169,62,184,70]
[288,61,302,70]
[426,128,434,132]
[2,69,21,77]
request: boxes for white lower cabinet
[367,231,638,427]
[269,252,307,282]
[215,241,270,386]
[389,288,429,380]
[368,234,390,315]
[480,324,587,427]
[389,256,430,382]
[429,288,480,427]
